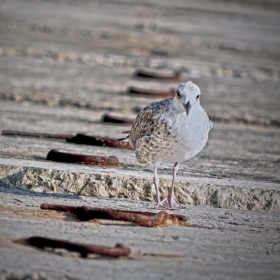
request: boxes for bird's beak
[185,101,191,116]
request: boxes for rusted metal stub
[128,87,175,98]
[46,149,121,166]
[40,204,188,227]
[14,236,131,258]
[1,130,73,140]
[134,70,181,81]
[67,133,132,149]
[2,130,131,149]
[100,137,132,149]
[101,114,134,125]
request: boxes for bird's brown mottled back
[129,98,173,149]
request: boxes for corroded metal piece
[46,149,121,166]
[1,130,73,140]
[2,130,131,149]
[135,70,181,80]
[40,204,187,227]
[128,87,175,98]
[67,133,132,149]
[101,114,134,124]
[15,236,131,258]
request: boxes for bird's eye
[176,90,181,98]
[196,95,200,99]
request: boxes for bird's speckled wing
[129,99,177,168]
[129,98,173,149]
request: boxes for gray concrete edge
[0,158,279,213]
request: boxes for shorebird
[129,81,213,209]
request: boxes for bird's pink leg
[153,165,161,208]
[156,162,185,210]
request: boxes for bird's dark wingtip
[118,135,130,142]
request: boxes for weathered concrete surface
[0,0,280,125]
[0,102,279,183]
[0,157,279,213]
[0,0,280,278]
[0,101,280,212]
[0,187,280,280]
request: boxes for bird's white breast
[159,104,211,163]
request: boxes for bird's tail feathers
[118,131,130,142]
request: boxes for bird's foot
[155,196,185,210]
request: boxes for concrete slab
[0,102,279,212]
[0,187,279,280]
[0,157,279,213]
[1,102,279,184]
[0,0,280,278]
[0,0,280,125]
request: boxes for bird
[128,81,213,210]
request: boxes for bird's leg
[156,162,185,210]
[153,166,161,208]
[168,162,185,208]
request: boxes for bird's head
[174,81,201,116]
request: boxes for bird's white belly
[161,135,207,163]
[158,109,210,163]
